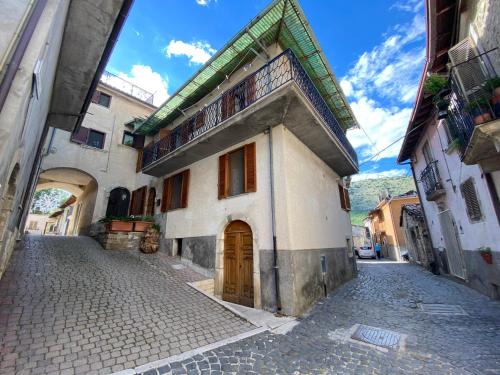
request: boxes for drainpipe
[268,126,281,312]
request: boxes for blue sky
[107,0,426,180]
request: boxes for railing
[100,70,155,104]
[141,49,357,169]
[446,48,500,158]
[420,160,443,198]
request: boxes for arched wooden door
[146,188,156,216]
[106,188,130,217]
[223,221,254,307]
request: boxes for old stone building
[0,0,132,279]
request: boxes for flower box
[133,221,153,232]
[480,251,493,265]
[106,220,134,232]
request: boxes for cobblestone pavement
[141,260,500,375]
[0,236,254,375]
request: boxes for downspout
[268,126,281,312]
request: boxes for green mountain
[349,176,416,225]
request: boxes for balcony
[446,47,500,169]
[420,161,446,201]
[100,70,155,105]
[141,49,358,177]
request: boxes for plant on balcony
[485,77,500,117]
[466,97,492,125]
[423,74,450,119]
[478,246,493,265]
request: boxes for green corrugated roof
[134,0,358,135]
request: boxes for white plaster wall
[413,120,500,252]
[42,84,156,221]
[275,126,352,250]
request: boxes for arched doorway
[146,188,156,216]
[223,220,254,307]
[106,188,130,217]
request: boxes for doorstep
[187,279,298,333]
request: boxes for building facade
[132,0,359,316]
[398,0,500,298]
[365,192,420,261]
[0,0,131,279]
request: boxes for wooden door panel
[223,233,239,302]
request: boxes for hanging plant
[423,74,449,96]
[478,246,493,265]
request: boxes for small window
[122,131,134,146]
[229,148,245,196]
[338,184,351,211]
[461,178,482,222]
[218,143,256,199]
[92,90,112,108]
[87,130,105,149]
[161,170,190,212]
[422,141,433,165]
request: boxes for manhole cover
[351,325,401,349]
[419,304,467,315]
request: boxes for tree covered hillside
[349,176,416,225]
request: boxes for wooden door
[223,221,254,307]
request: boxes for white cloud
[104,65,169,106]
[165,40,216,64]
[343,12,425,162]
[390,0,423,13]
[196,0,216,6]
[351,169,408,182]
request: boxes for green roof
[134,0,358,135]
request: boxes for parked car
[355,245,376,259]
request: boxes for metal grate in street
[419,303,468,315]
[351,325,401,349]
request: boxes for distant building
[400,204,436,271]
[398,0,500,299]
[352,225,371,249]
[24,214,51,235]
[365,191,420,260]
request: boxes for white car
[355,246,376,259]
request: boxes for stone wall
[97,231,144,251]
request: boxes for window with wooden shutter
[180,170,190,208]
[136,150,143,173]
[71,126,90,144]
[161,177,172,212]
[132,134,145,149]
[460,178,482,222]
[130,186,147,216]
[244,142,256,193]
[344,187,351,211]
[161,170,190,211]
[339,184,346,210]
[218,154,229,199]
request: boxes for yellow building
[366,191,419,261]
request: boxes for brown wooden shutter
[130,186,147,216]
[71,126,89,144]
[344,187,351,211]
[91,91,100,104]
[246,75,256,103]
[161,177,173,212]
[136,150,143,173]
[339,184,346,210]
[218,154,229,199]
[244,142,257,193]
[180,169,190,208]
[132,134,145,149]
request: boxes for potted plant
[466,97,492,125]
[478,246,493,265]
[485,76,500,117]
[423,74,450,119]
[99,216,134,232]
[140,224,160,253]
[132,215,154,232]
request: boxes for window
[92,90,111,108]
[161,170,190,212]
[338,184,351,211]
[422,141,433,165]
[70,127,105,149]
[460,178,482,222]
[123,131,134,146]
[130,186,147,216]
[218,142,256,199]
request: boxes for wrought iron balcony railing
[141,49,357,169]
[446,48,500,158]
[420,160,444,198]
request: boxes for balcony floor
[463,119,500,168]
[142,82,358,177]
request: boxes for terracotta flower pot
[480,252,493,265]
[133,221,153,232]
[473,112,492,125]
[106,220,133,232]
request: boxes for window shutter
[132,134,145,149]
[136,150,143,173]
[218,154,229,199]
[180,169,190,208]
[246,75,256,103]
[91,91,100,104]
[460,178,482,221]
[244,142,257,193]
[71,126,89,144]
[130,186,147,216]
[139,186,147,215]
[338,184,346,210]
[344,187,351,211]
[161,177,172,212]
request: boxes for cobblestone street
[0,236,254,375]
[142,260,500,375]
